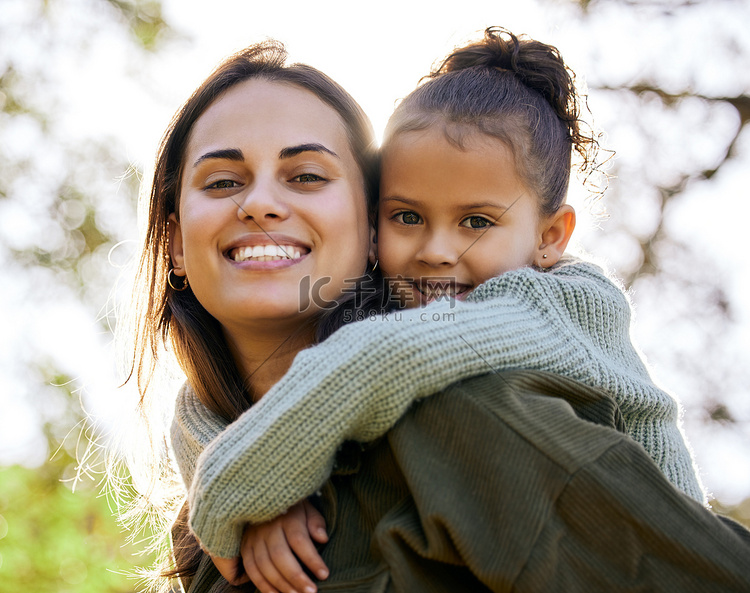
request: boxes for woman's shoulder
[404,370,625,432]
[384,370,628,491]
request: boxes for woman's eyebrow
[279,143,338,160]
[193,148,244,167]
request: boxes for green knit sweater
[171,259,705,558]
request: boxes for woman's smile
[230,245,305,263]
[224,233,311,269]
[170,78,371,333]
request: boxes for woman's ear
[168,212,187,276]
[535,205,576,268]
[368,226,378,268]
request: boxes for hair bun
[434,28,574,126]
[428,27,600,195]
[437,27,520,74]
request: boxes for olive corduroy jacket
[182,371,750,593]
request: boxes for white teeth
[233,245,303,262]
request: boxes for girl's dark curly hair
[384,27,602,214]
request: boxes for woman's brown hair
[124,40,378,588]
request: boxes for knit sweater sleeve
[185,259,702,558]
[171,382,229,490]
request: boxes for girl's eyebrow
[381,195,420,206]
[193,148,244,167]
[278,143,339,160]
[457,201,511,212]
[381,195,511,212]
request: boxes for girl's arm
[172,394,332,592]
[171,382,229,489]
[178,260,702,558]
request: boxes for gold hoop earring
[371,259,379,272]
[168,269,189,291]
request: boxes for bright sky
[118,0,573,165]
[1,0,749,508]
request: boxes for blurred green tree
[0,370,158,593]
[568,0,750,524]
[0,0,177,589]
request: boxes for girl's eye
[394,211,422,225]
[205,179,239,190]
[460,216,493,229]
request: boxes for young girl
[170,29,725,593]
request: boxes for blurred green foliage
[105,0,171,50]
[0,4,170,589]
[0,464,153,593]
[0,366,156,592]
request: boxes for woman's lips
[223,235,311,272]
[225,233,311,264]
[230,244,305,262]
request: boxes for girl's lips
[415,280,472,300]
[389,278,473,306]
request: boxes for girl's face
[170,79,371,335]
[378,127,548,307]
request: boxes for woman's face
[170,79,372,336]
[378,127,544,307]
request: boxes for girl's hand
[241,499,329,593]
[209,554,250,586]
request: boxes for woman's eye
[460,216,493,229]
[205,179,239,190]
[395,211,422,225]
[293,173,326,184]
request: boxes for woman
[123,39,379,591]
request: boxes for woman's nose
[235,179,290,223]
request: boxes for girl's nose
[417,230,459,267]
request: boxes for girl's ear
[168,212,187,276]
[535,204,576,268]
